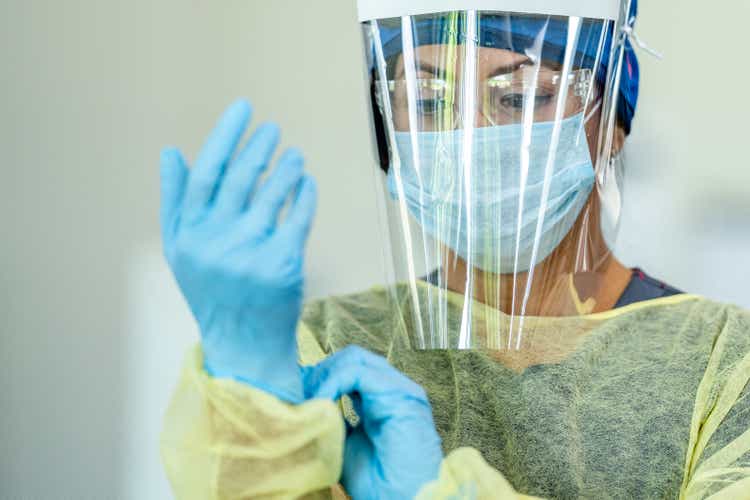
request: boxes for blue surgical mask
[388,112,596,274]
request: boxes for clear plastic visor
[364,10,627,351]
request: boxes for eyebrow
[488,58,532,78]
[394,56,533,79]
[395,60,442,79]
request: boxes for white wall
[617,0,750,304]
[1,1,747,498]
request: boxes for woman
[159,2,750,498]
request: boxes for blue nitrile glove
[160,99,317,403]
[304,346,443,499]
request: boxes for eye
[499,93,554,110]
[416,98,445,115]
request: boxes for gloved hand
[304,346,444,499]
[160,99,317,403]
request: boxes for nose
[451,100,495,129]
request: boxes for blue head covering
[617,0,639,135]
[375,1,639,134]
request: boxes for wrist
[198,306,304,402]
[204,356,305,404]
[234,370,306,404]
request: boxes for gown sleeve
[416,448,544,500]
[160,346,346,500]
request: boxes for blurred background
[1,0,748,497]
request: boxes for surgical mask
[388,112,596,275]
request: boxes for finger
[274,175,318,249]
[303,346,383,399]
[213,122,280,217]
[183,99,252,219]
[303,350,368,401]
[341,429,375,493]
[160,147,188,245]
[246,148,304,233]
[312,362,420,404]
[306,346,424,402]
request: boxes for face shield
[360,0,632,350]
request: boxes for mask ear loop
[584,98,603,125]
[574,97,602,144]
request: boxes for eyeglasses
[376,67,595,129]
